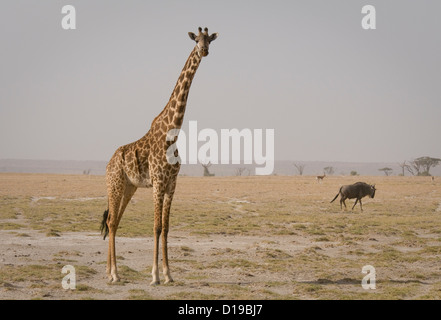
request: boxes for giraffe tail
[100,209,109,240]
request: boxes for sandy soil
[1,173,441,300]
[1,229,316,300]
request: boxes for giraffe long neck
[153,47,202,133]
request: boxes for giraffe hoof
[150,280,160,286]
[109,274,120,283]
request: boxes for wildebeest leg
[352,198,358,211]
[340,197,347,210]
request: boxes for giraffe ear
[209,33,218,43]
[188,32,197,41]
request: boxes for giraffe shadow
[298,278,429,285]
[299,278,360,285]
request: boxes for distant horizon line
[0,158,416,164]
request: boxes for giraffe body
[101,28,218,285]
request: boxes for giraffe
[100,27,218,285]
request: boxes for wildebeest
[330,182,376,212]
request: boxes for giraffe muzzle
[201,48,209,57]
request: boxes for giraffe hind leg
[106,193,121,282]
[106,180,137,283]
[151,197,163,285]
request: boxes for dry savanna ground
[1,173,441,300]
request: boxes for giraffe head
[188,27,218,57]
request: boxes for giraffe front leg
[162,192,175,284]
[162,228,173,285]
[151,186,164,286]
[151,224,161,286]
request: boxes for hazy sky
[1,0,440,163]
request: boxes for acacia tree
[293,163,306,176]
[201,161,215,177]
[406,157,441,176]
[235,167,246,176]
[406,160,422,176]
[379,167,393,176]
[398,161,409,176]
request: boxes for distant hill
[0,159,107,175]
[1,159,440,177]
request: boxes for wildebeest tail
[330,187,342,203]
[100,208,109,240]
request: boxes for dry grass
[1,173,441,299]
